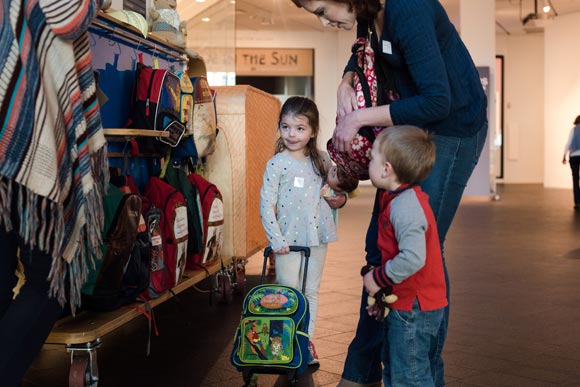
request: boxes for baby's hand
[324,194,346,209]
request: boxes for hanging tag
[153,57,159,69]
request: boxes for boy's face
[327,165,342,192]
[369,142,388,190]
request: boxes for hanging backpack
[163,164,204,257]
[144,176,189,288]
[81,184,145,311]
[187,172,224,268]
[190,77,217,159]
[140,204,171,300]
[176,71,194,135]
[129,62,185,147]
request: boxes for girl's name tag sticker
[294,177,304,188]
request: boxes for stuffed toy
[149,0,188,48]
[361,264,398,321]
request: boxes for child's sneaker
[308,340,320,366]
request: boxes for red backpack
[129,63,185,147]
[144,177,189,289]
[187,173,224,268]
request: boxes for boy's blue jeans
[382,300,444,387]
[341,125,487,386]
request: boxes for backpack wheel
[242,370,255,386]
[288,370,298,386]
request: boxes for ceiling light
[196,0,206,3]
[543,5,551,13]
[201,17,210,22]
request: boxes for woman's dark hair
[275,96,326,177]
[574,115,580,125]
[291,0,383,22]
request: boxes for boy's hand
[363,270,381,296]
[361,265,398,321]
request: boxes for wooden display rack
[45,129,244,386]
[46,257,238,387]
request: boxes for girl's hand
[363,271,381,297]
[333,111,361,153]
[337,72,357,119]
[324,193,347,209]
[276,246,290,255]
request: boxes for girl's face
[299,1,357,30]
[279,113,315,157]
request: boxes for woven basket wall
[206,85,280,258]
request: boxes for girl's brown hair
[574,115,580,125]
[290,0,382,22]
[374,126,436,184]
[275,96,326,177]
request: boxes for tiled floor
[22,184,580,386]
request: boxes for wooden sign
[236,48,313,76]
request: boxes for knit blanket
[0,0,108,311]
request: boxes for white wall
[237,1,496,196]
[236,29,354,148]
[458,0,494,196]
[495,34,544,184]
[544,12,580,188]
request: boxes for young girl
[260,96,343,366]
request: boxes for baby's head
[327,165,359,194]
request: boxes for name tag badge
[294,177,304,188]
[382,40,392,55]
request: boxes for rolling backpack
[231,246,312,386]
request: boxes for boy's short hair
[374,125,435,184]
[336,166,359,193]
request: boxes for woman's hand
[333,110,361,153]
[337,72,357,119]
[324,193,347,209]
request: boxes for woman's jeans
[341,124,487,386]
[0,230,65,387]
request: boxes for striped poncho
[0,0,109,311]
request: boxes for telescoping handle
[262,246,311,293]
